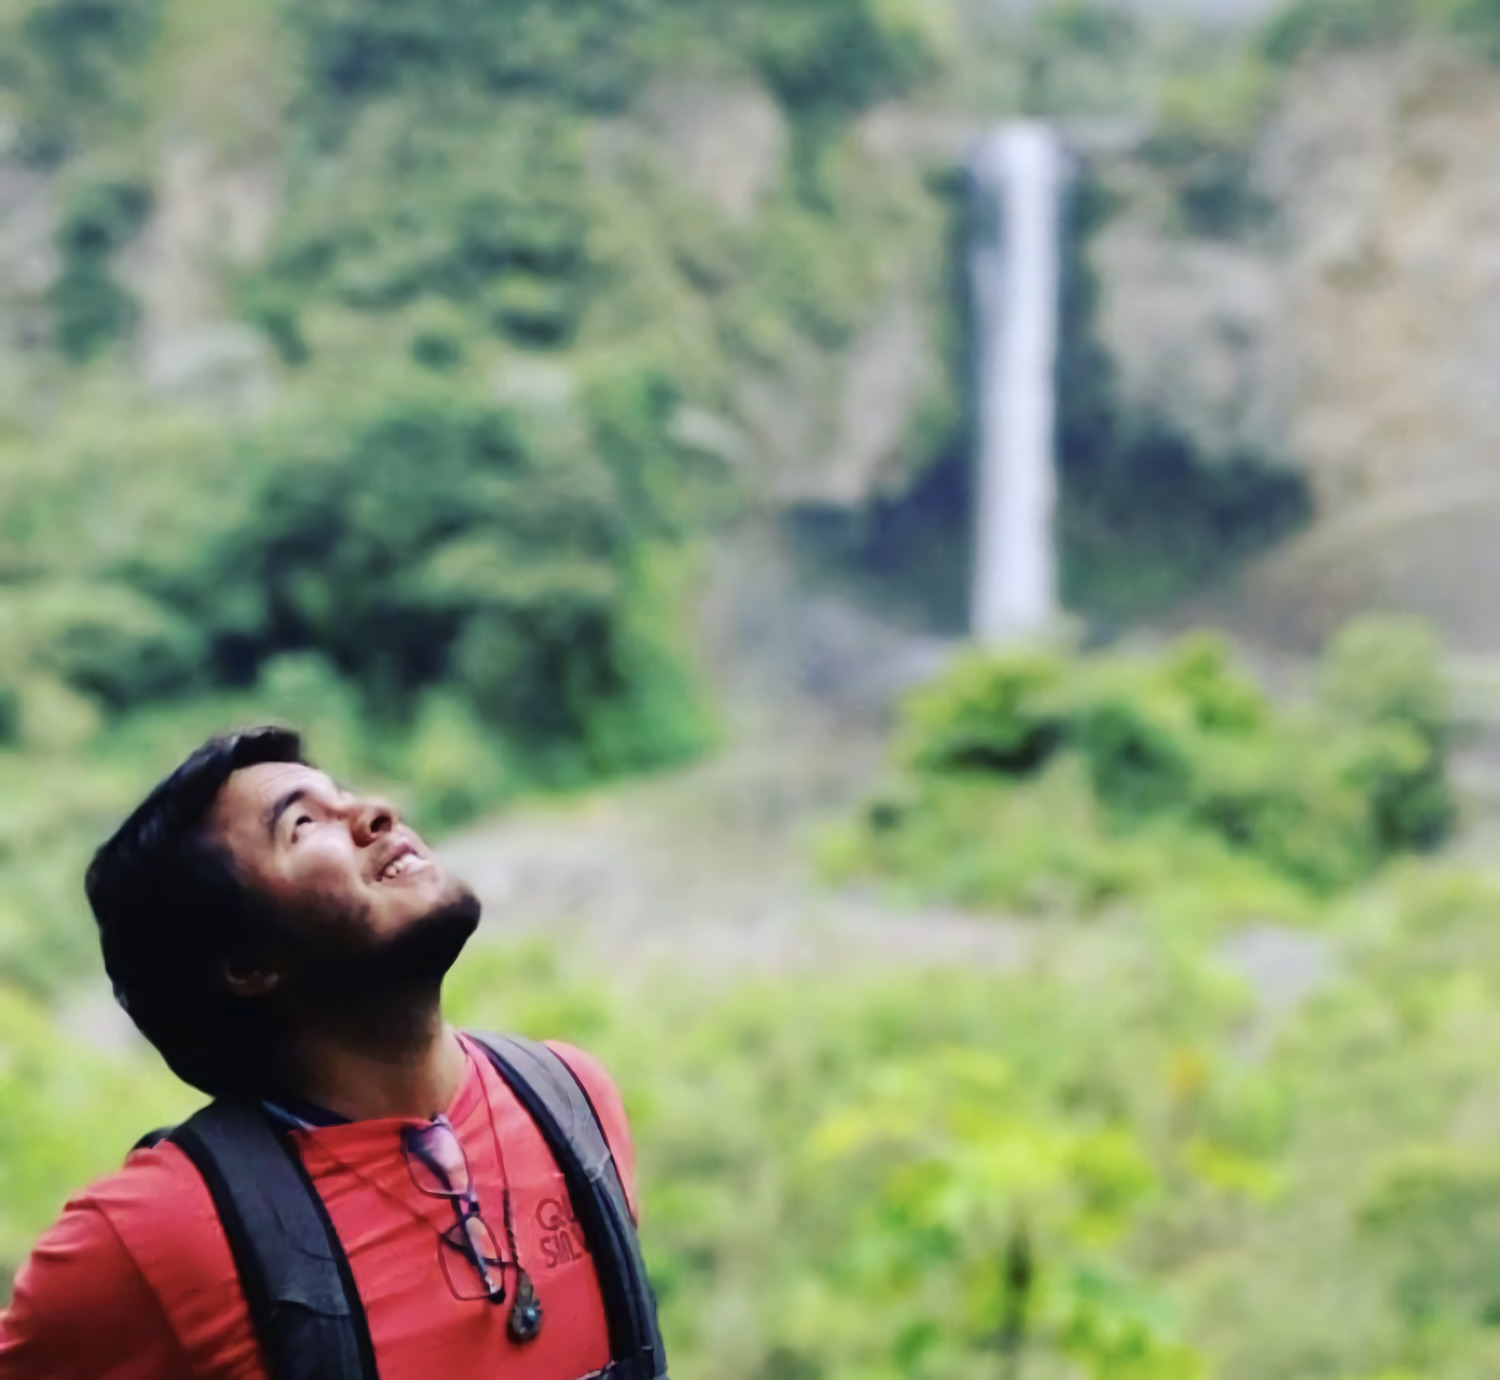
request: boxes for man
[0,726,659,1379]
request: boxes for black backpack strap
[466,1032,669,1380]
[164,1102,378,1380]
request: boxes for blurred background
[5,0,1500,1375]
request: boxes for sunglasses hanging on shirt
[404,1116,544,1344]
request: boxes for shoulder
[14,1141,217,1287]
[59,1145,248,1351]
[0,1151,205,1376]
[87,1141,227,1261]
[545,1041,640,1221]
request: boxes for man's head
[87,727,480,1099]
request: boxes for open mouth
[377,845,432,883]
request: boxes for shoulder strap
[163,1102,378,1380]
[466,1032,669,1380]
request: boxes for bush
[212,383,621,739]
[2,0,162,163]
[834,624,1455,917]
[47,174,151,360]
[1319,618,1453,852]
[753,0,943,118]
[1360,1148,1500,1328]
[899,647,1067,777]
[1073,662,1200,818]
[0,582,204,710]
[90,373,705,789]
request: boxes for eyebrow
[264,788,308,842]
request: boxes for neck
[277,985,468,1122]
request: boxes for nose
[350,796,399,847]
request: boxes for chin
[377,884,482,986]
[285,878,483,1003]
[376,866,472,929]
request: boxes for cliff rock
[1092,45,1500,650]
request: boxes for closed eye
[291,814,314,840]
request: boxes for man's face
[208,760,478,995]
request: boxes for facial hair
[277,884,482,1010]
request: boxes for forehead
[209,761,338,839]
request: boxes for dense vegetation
[828,622,1454,921]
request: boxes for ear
[224,959,281,1000]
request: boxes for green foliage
[220,383,626,734]
[1453,0,1500,56]
[1,582,204,709]
[192,0,951,823]
[398,691,516,831]
[1258,0,1500,65]
[441,936,1251,1380]
[1260,0,1420,65]
[1360,1149,1500,1330]
[832,624,1455,917]
[751,0,943,119]
[899,647,1068,776]
[0,0,163,163]
[1018,0,1147,117]
[244,105,593,359]
[1321,619,1455,853]
[47,173,152,360]
[36,373,711,789]
[1179,863,1500,1379]
[293,0,940,125]
[312,384,692,774]
[0,987,194,1280]
[296,0,669,115]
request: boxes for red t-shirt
[0,1040,638,1380]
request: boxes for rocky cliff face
[0,157,55,366]
[1092,45,1500,650]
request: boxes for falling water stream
[969,123,1068,645]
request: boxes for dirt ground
[439,700,1033,982]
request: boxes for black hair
[86,725,306,1099]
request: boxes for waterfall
[969,123,1068,646]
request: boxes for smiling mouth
[377,851,432,883]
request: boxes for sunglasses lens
[404,1121,471,1197]
[440,1214,507,1302]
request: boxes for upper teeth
[380,854,420,881]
